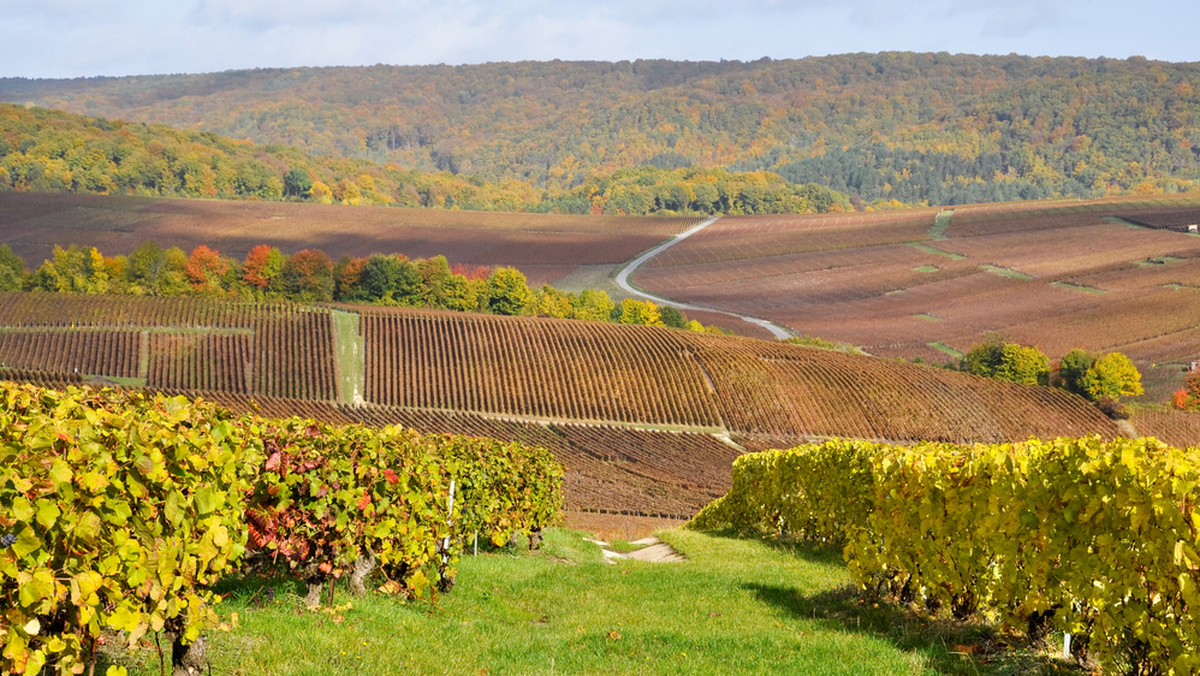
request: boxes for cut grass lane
[101,529,1075,675]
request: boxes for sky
[2,0,1198,79]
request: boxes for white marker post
[442,480,456,568]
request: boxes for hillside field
[0,290,1144,520]
[1,191,1199,519]
[635,194,1200,399]
[1,191,1197,388]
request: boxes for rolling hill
[0,291,1126,517]
[634,194,1200,399]
[5,53,1200,204]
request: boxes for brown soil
[563,511,689,542]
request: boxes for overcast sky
[3,0,1198,79]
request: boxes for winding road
[613,217,796,339]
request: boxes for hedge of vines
[689,436,1200,675]
[0,382,562,675]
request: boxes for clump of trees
[1,243,724,332]
[1173,369,1200,411]
[960,338,1144,416]
[960,338,1050,386]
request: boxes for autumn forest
[4,52,1200,213]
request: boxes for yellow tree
[618,298,664,326]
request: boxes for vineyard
[635,195,1200,389]
[0,382,562,675]
[1128,407,1200,449]
[0,291,1147,519]
[690,437,1200,674]
[0,293,336,399]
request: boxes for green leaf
[74,512,102,545]
[12,527,40,559]
[164,490,184,527]
[195,486,216,515]
[10,496,34,523]
[48,458,73,488]
[35,500,61,529]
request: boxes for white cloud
[0,0,1196,78]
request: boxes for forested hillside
[4,53,1200,205]
[0,103,847,215]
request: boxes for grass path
[102,528,1077,675]
[329,309,364,405]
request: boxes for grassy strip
[930,210,953,240]
[95,528,1082,675]
[1135,256,1185,267]
[1049,281,1106,295]
[907,242,965,260]
[979,264,1034,281]
[1103,216,1146,228]
[913,313,942,322]
[928,341,966,359]
[330,309,365,405]
[913,265,939,273]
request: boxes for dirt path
[613,217,796,339]
[586,537,686,563]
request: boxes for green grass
[1135,256,1185,267]
[913,265,940,273]
[928,341,966,359]
[330,309,365,405]
[908,242,966,260]
[913,313,942,322]
[930,210,953,240]
[1049,282,1106,295]
[98,528,1080,675]
[979,265,1034,281]
[1102,216,1144,228]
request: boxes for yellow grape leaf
[106,604,142,633]
[21,619,39,636]
[10,497,33,523]
[212,525,229,548]
[34,501,60,529]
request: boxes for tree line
[957,337,1144,416]
[0,242,725,332]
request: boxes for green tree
[486,267,532,316]
[0,245,27,291]
[283,167,313,199]
[1056,348,1095,396]
[995,343,1050,386]
[570,289,615,322]
[356,254,421,304]
[961,338,1005,378]
[27,245,100,293]
[1081,352,1144,403]
[962,338,1048,385]
[658,305,688,329]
